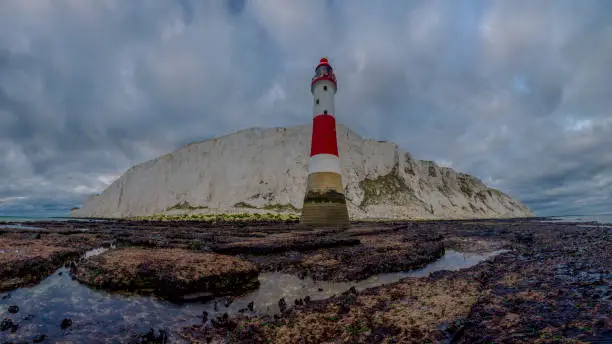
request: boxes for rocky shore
[178,221,612,344]
[0,217,609,343]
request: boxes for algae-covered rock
[0,237,85,291]
[72,248,259,299]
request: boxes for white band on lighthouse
[309,153,342,174]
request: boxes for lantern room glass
[314,65,331,79]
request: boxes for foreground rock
[72,248,259,300]
[178,222,611,343]
[180,271,481,343]
[245,225,446,281]
[71,124,532,219]
[0,232,102,291]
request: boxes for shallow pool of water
[0,249,506,343]
[240,249,507,314]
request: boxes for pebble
[224,296,233,307]
[32,334,46,343]
[278,298,287,312]
[61,318,72,329]
[1,318,18,332]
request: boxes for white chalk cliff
[71,124,533,219]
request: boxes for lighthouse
[300,57,350,227]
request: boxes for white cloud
[0,196,28,204]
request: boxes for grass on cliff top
[130,212,300,222]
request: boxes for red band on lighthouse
[310,114,339,157]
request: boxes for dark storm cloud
[1,0,611,216]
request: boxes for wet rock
[211,313,236,330]
[337,303,350,315]
[32,335,46,343]
[189,240,203,251]
[72,248,259,299]
[514,232,534,245]
[137,328,168,343]
[212,236,361,255]
[1,318,18,332]
[7,305,18,314]
[60,318,72,329]
[1,293,9,300]
[440,319,466,338]
[0,237,84,291]
[292,232,445,282]
[224,296,233,307]
[278,298,287,313]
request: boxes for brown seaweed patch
[178,273,480,343]
[72,248,259,300]
[212,234,360,255]
[0,236,94,291]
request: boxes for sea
[546,214,612,224]
[0,215,81,222]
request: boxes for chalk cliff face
[71,124,533,219]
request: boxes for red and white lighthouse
[300,57,350,227]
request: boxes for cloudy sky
[1,0,611,217]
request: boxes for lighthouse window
[316,99,319,105]
[315,65,331,77]
[323,86,328,91]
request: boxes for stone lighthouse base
[300,172,350,227]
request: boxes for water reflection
[83,245,115,258]
[0,249,505,343]
[235,249,507,314]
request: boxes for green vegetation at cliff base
[130,212,300,222]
